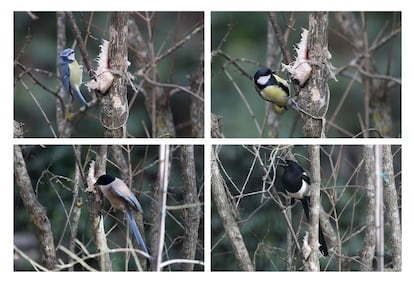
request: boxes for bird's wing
[302,172,311,185]
[111,184,143,213]
[71,86,88,107]
[125,210,149,256]
[301,196,310,220]
[60,63,72,97]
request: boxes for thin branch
[65,12,95,79]
[222,68,261,134]
[17,77,58,138]
[155,145,170,271]
[374,145,384,271]
[137,71,204,102]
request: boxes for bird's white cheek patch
[299,172,310,197]
[298,182,309,197]
[68,53,75,61]
[288,182,309,199]
[257,74,271,86]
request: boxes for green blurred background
[211,12,401,137]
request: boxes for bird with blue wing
[59,48,88,107]
[95,174,150,257]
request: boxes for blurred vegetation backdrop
[211,12,401,138]
[14,12,204,138]
[14,145,204,271]
[211,145,401,271]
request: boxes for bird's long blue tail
[72,86,88,107]
[126,210,149,256]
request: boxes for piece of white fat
[86,39,114,94]
[281,28,312,86]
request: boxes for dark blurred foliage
[14,145,204,271]
[211,12,401,137]
[14,12,203,137]
[211,145,401,271]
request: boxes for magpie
[280,159,329,257]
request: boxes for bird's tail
[301,197,329,256]
[126,210,150,257]
[72,86,88,107]
[301,197,310,220]
[288,98,299,111]
[318,226,329,256]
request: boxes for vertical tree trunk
[299,12,330,137]
[361,145,376,270]
[306,145,321,271]
[14,145,57,270]
[190,42,204,138]
[382,145,401,270]
[99,12,129,138]
[87,145,112,271]
[152,145,170,271]
[211,146,255,271]
[180,146,201,270]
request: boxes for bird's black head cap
[96,174,115,185]
[283,159,306,173]
[254,67,272,82]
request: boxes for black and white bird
[280,159,329,257]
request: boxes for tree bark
[299,12,330,137]
[14,145,57,270]
[180,146,201,270]
[99,12,129,138]
[211,146,255,271]
[382,145,401,270]
[190,41,204,138]
[152,145,170,271]
[87,145,112,271]
[361,145,376,270]
[306,145,321,271]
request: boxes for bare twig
[155,145,170,271]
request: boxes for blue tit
[254,67,292,114]
[59,48,88,107]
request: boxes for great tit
[95,174,149,256]
[59,48,88,107]
[280,159,329,256]
[254,67,292,114]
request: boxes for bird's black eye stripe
[276,80,290,97]
[267,75,290,97]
